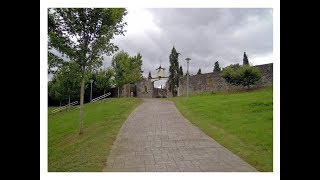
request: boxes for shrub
[222,65,261,89]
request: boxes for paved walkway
[103,99,256,172]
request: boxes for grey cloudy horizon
[102,8,273,87]
[48,8,273,88]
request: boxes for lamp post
[90,79,94,102]
[185,58,191,97]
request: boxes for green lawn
[170,86,273,171]
[48,106,58,114]
[48,98,142,172]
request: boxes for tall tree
[48,62,81,106]
[112,51,130,97]
[58,62,82,105]
[112,51,143,97]
[48,52,66,74]
[243,52,249,65]
[128,52,143,83]
[179,65,183,76]
[48,78,65,107]
[96,67,114,94]
[213,61,221,72]
[48,8,127,134]
[168,46,180,96]
[197,68,202,74]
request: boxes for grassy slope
[170,87,273,171]
[48,98,142,172]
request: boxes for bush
[222,65,261,89]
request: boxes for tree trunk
[60,101,61,107]
[104,89,106,95]
[68,95,71,110]
[79,77,85,134]
[118,87,120,98]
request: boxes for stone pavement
[103,99,256,172]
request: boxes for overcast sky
[101,8,273,87]
[49,8,273,88]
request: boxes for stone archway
[134,65,170,98]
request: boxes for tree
[48,52,66,74]
[179,66,183,76]
[227,63,241,70]
[48,78,65,106]
[243,52,249,65]
[48,8,127,134]
[112,51,129,97]
[222,64,261,89]
[222,65,240,86]
[96,67,114,94]
[213,61,221,72]
[238,65,261,89]
[128,52,143,83]
[112,51,143,97]
[197,68,202,74]
[58,62,82,105]
[48,62,81,106]
[112,51,129,90]
[168,46,180,96]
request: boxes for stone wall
[153,88,168,98]
[158,88,168,98]
[135,78,154,98]
[178,63,273,96]
[254,63,273,86]
[165,81,173,98]
[120,84,136,97]
[116,78,155,98]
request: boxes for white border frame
[40,1,280,180]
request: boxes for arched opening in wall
[144,85,148,93]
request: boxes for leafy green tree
[222,66,240,85]
[112,50,130,96]
[112,51,143,97]
[197,68,202,74]
[128,52,143,83]
[213,61,221,72]
[58,62,82,105]
[238,65,261,88]
[243,52,249,65]
[48,79,65,106]
[222,65,261,89]
[228,63,241,70]
[48,52,66,74]
[48,62,81,106]
[48,8,127,134]
[168,46,180,96]
[96,67,114,94]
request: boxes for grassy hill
[48,98,142,172]
[170,86,273,171]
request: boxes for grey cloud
[103,8,273,87]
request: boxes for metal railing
[52,101,78,114]
[92,92,111,103]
